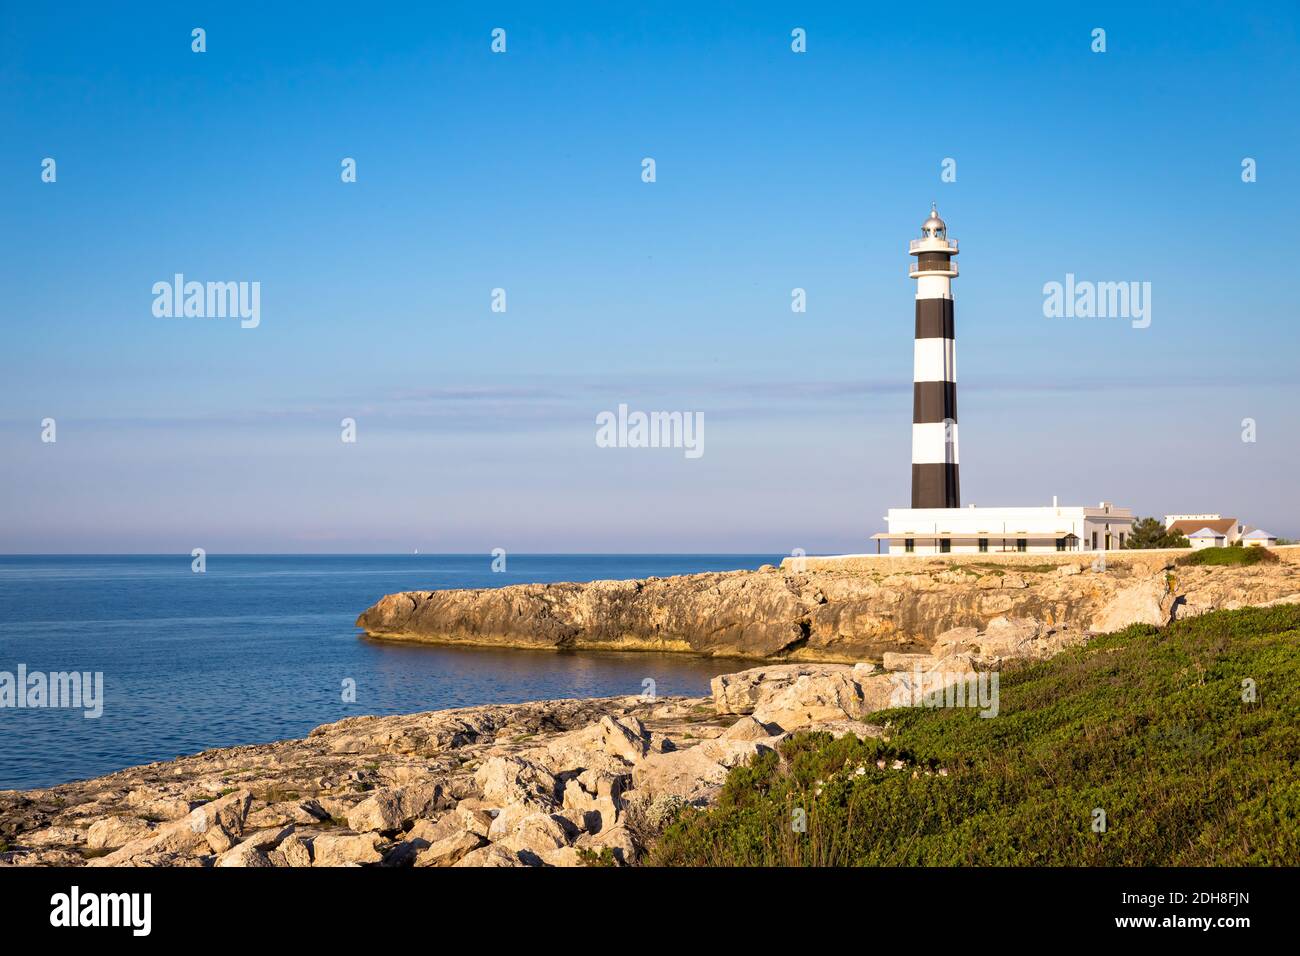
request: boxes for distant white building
[1243,529,1278,547]
[874,501,1135,555]
[1164,514,1245,544]
[1187,527,1228,549]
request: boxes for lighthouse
[909,204,960,508]
[871,207,1135,555]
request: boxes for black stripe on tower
[915,298,954,339]
[911,463,960,509]
[912,381,957,423]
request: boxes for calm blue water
[0,555,772,790]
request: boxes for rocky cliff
[356,548,1300,661]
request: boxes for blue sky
[2,2,1298,552]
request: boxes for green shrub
[648,604,1300,866]
[576,846,618,867]
[1177,547,1278,567]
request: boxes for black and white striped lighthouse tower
[908,204,960,508]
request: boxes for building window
[978,538,988,553]
[904,538,914,553]
[1016,538,1027,552]
[1119,532,1125,548]
[1091,532,1098,550]
[1055,538,1066,552]
[939,539,951,553]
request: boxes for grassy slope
[649,604,1300,866]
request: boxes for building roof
[1168,517,1237,536]
[1243,529,1276,539]
[1187,527,1225,538]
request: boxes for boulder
[311,832,383,867]
[455,804,494,838]
[632,738,774,804]
[85,816,153,850]
[561,771,626,832]
[414,830,487,867]
[88,790,252,866]
[1091,575,1173,633]
[975,617,1042,658]
[497,812,575,857]
[751,671,869,730]
[125,789,193,821]
[711,664,856,715]
[597,715,650,763]
[474,756,559,809]
[539,845,584,867]
[345,782,445,832]
[487,802,533,840]
[575,824,639,865]
[277,833,313,867]
[405,816,452,845]
[719,716,779,741]
[452,843,523,867]
[20,826,83,848]
[215,841,273,868]
[246,799,328,829]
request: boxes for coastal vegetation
[648,603,1300,866]
[1177,545,1278,568]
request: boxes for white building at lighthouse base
[872,501,1135,555]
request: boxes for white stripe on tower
[909,204,960,509]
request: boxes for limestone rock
[631,738,773,805]
[453,843,523,867]
[311,832,383,867]
[278,833,313,867]
[931,626,980,657]
[1092,574,1173,632]
[22,826,84,848]
[575,824,639,865]
[597,715,650,763]
[215,841,273,868]
[126,789,193,821]
[86,816,153,850]
[751,671,868,730]
[497,812,575,857]
[246,799,328,829]
[539,845,584,867]
[719,716,779,741]
[712,664,855,715]
[415,830,487,867]
[355,549,1300,661]
[882,652,941,671]
[345,782,445,832]
[474,756,559,809]
[975,617,1042,658]
[89,790,252,866]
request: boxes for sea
[0,554,773,790]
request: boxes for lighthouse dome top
[921,204,947,238]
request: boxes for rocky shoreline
[0,612,1070,869]
[4,549,1298,868]
[357,548,1300,661]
